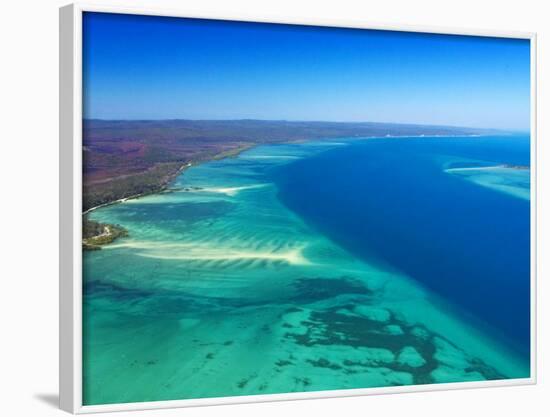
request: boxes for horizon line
[82,118,527,133]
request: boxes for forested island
[82,219,128,251]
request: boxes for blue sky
[83,12,531,130]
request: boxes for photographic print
[80,11,532,407]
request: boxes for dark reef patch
[306,358,342,370]
[84,280,154,301]
[293,377,312,387]
[290,277,372,303]
[236,373,258,389]
[275,359,294,367]
[284,306,504,385]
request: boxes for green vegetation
[83,218,128,251]
[83,143,256,212]
[83,162,185,212]
[209,144,256,161]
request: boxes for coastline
[82,144,256,248]
[83,163,191,215]
[81,135,493,247]
[83,133,491,214]
[83,144,258,214]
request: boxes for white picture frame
[59,2,537,413]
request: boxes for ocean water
[83,135,530,405]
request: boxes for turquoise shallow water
[83,138,530,405]
[445,165,530,200]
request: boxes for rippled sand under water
[83,139,529,405]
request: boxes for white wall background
[0,0,547,415]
